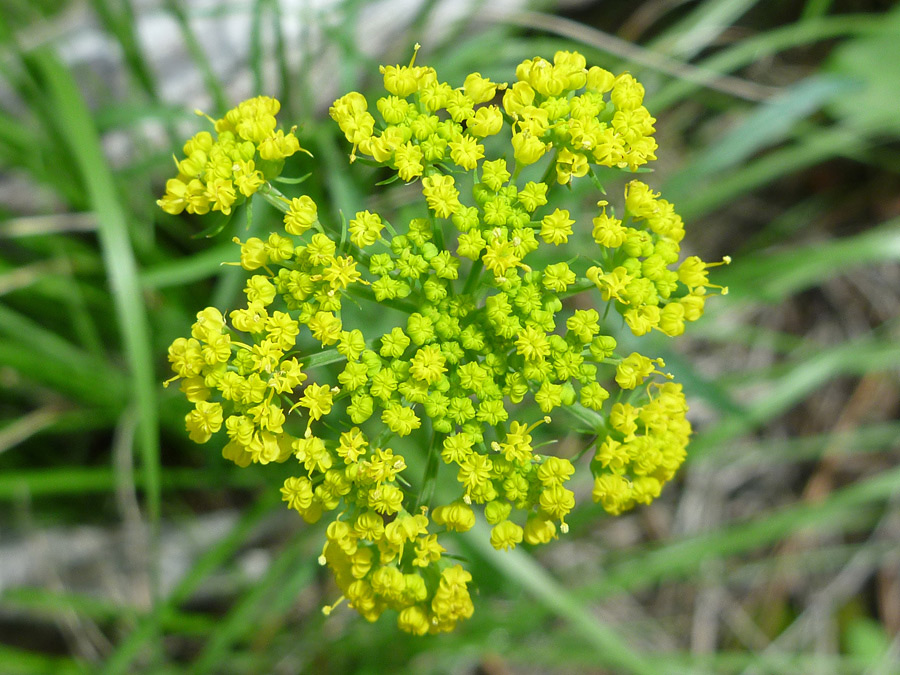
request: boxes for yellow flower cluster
[591,382,691,514]
[330,48,656,186]
[321,510,475,634]
[583,179,730,337]
[161,48,727,635]
[508,52,658,179]
[158,96,304,216]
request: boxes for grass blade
[190,533,315,674]
[101,492,279,674]
[591,463,900,598]
[664,75,857,198]
[0,645,85,675]
[33,49,161,586]
[650,0,761,60]
[0,465,270,499]
[693,331,900,458]
[140,242,235,289]
[677,123,867,220]
[161,0,229,114]
[718,219,900,303]
[463,521,661,675]
[648,14,885,110]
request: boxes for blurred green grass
[1,1,899,673]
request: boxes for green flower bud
[590,335,617,360]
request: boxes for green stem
[430,214,444,251]
[559,278,594,299]
[462,258,484,295]
[587,165,606,194]
[261,182,379,277]
[372,427,396,449]
[258,182,291,213]
[493,422,508,444]
[347,286,418,314]
[572,434,600,462]
[539,149,559,186]
[510,161,523,183]
[415,429,441,511]
[382,217,399,238]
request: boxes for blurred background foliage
[0,0,898,673]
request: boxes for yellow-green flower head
[540,208,574,245]
[185,401,222,444]
[380,64,422,97]
[330,92,376,155]
[463,72,506,104]
[160,46,730,636]
[394,142,425,181]
[467,106,504,137]
[490,519,524,550]
[431,500,475,532]
[448,135,485,171]
[421,174,460,218]
[511,131,550,165]
[157,97,305,216]
[611,73,646,111]
[284,196,317,235]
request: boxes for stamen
[193,109,217,125]
[527,416,552,434]
[409,43,422,67]
[322,595,346,616]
